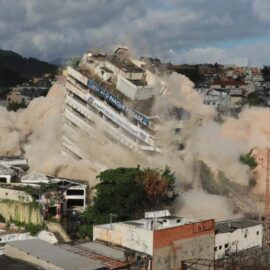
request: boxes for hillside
[0,49,58,87]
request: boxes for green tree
[240,151,258,170]
[79,166,177,238]
[7,99,27,111]
[262,66,270,82]
[246,92,264,107]
[66,56,81,68]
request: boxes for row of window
[204,101,217,106]
[215,243,229,251]
[66,88,153,147]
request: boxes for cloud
[0,0,270,65]
[178,41,270,67]
[252,0,270,22]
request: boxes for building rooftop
[7,239,105,270]
[0,165,17,176]
[213,80,246,86]
[216,218,262,234]
[21,172,88,187]
[96,214,197,231]
[77,66,154,117]
[107,56,144,73]
[79,242,126,261]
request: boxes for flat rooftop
[107,56,144,73]
[216,218,262,234]
[96,216,196,231]
[79,241,126,261]
[7,239,105,270]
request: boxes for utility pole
[263,147,270,246]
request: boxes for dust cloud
[0,66,270,221]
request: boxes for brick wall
[152,220,215,270]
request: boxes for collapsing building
[62,46,167,167]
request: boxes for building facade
[93,211,215,270]
[63,47,163,169]
[215,218,263,260]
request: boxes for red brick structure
[152,220,215,270]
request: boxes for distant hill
[49,57,66,66]
[0,49,58,87]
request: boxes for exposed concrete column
[6,175,11,184]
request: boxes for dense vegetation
[79,166,177,238]
[9,219,45,236]
[170,65,205,86]
[7,100,27,111]
[246,92,265,107]
[0,49,57,87]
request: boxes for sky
[1,0,270,66]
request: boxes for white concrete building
[21,172,88,212]
[215,218,263,259]
[93,211,215,270]
[63,47,163,168]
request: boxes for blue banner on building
[87,80,149,126]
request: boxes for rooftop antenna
[263,147,270,246]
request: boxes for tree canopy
[79,166,177,238]
[262,66,270,82]
[240,151,258,170]
[246,92,264,107]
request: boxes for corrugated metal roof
[80,242,126,261]
[60,244,128,269]
[7,239,105,270]
[0,165,17,176]
[216,218,262,234]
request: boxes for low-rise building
[5,239,107,270]
[215,218,263,260]
[21,172,88,214]
[0,165,21,184]
[93,210,215,270]
[211,80,247,91]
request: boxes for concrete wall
[67,67,88,86]
[5,244,62,270]
[0,200,42,224]
[0,187,32,203]
[117,76,154,101]
[0,232,34,243]
[215,224,263,259]
[93,223,154,255]
[105,61,144,81]
[152,220,215,270]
